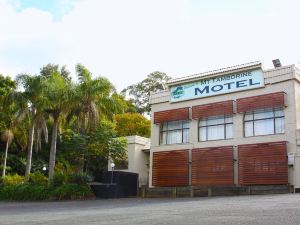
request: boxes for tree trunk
[25,124,35,181]
[48,118,59,183]
[2,141,9,177]
[81,112,86,134]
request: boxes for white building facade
[149,61,300,192]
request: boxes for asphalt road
[1,194,300,225]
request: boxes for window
[160,120,189,145]
[244,107,284,137]
[199,115,233,141]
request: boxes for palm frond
[1,130,14,145]
[76,63,92,84]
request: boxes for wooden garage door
[192,146,234,186]
[152,150,189,187]
[238,141,288,185]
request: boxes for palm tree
[41,71,75,182]
[1,130,13,177]
[75,64,123,134]
[0,98,27,177]
[16,74,48,180]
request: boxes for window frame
[160,120,190,145]
[198,115,233,142]
[243,107,285,137]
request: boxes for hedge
[0,184,94,201]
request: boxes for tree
[15,74,48,180]
[0,74,16,99]
[0,75,16,134]
[1,130,13,177]
[74,64,124,134]
[115,113,151,138]
[121,71,171,115]
[41,71,75,183]
[87,121,127,165]
[40,63,71,82]
[0,83,27,177]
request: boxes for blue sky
[7,0,77,20]
[1,0,300,91]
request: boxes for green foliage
[29,171,48,185]
[6,155,26,175]
[68,172,93,185]
[0,74,15,99]
[0,184,50,201]
[122,71,171,114]
[54,160,76,175]
[108,137,128,162]
[88,121,128,161]
[74,63,121,133]
[51,184,93,200]
[0,183,93,201]
[1,63,139,183]
[52,172,68,187]
[59,129,88,162]
[40,64,71,82]
[2,174,25,185]
[115,113,151,137]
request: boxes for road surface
[1,194,300,225]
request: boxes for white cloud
[1,0,300,91]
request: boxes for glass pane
[244,112,253,120]
[167,130,182,144]
[199,119,207,126]
[183,129,189,143]
[207,125,225,140]
[199,127,207,141]
[207,115,225,125]
[244,121,253,137]
[182,120,189,129]
[275,117,285,133]
[226,124,233,139]
[161,132,166,144]
[167,121,182,130]
[225,116,233,123]
[254,119,274,135]
[162,123,168,131]
[254,108,274,119]
[275,108,284,117]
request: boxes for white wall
[108,136,150,187]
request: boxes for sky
[1,0,300,91]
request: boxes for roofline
[167,61,262,86]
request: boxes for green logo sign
[171,86,184,99]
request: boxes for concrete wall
[149,64,300,189]
[108,136,150,187]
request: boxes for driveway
[1,194,300,225]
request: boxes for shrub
[68,173,93,185]
[29,172,48,185]
[0,184,50,201]
[51,184,93,200]
[52,172,68,187]
[14,185,50,201]
[0,184,93,201]
[2,174,24,185]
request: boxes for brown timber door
[238,141,288,185]
[192,146,234,186]
[152,150,189,187]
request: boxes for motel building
[148,60,300,193]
